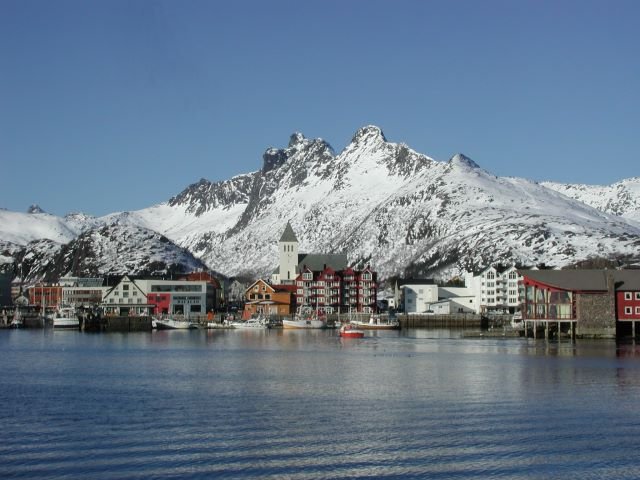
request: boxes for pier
[398,313,486,329]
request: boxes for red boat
[339,324,364,338]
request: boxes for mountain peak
[288,132,306,148]
[351,125,387,145]
[27,204,46,214]
[449,153,480,169]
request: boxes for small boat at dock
[10,309,23,329]
[350,314,399,330]
[53,306,80,330]
[153,315,198,330]
[228,317,269,330]
[282,306,325,329]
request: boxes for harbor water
[2,328,640,479]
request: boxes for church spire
[279,221,298,243]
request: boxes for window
[636,307,640,315]
[132,290,137,296]
[636,292,640,300]
[625,292,632,300]
[625,307,632,315]
[123,284,129,291]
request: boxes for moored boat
[351,314,399,330]
[154,316,198,330]
[338,324,364,338]
[229,317,269,329]
[10,309,23,329]
[283,306,325,329]
[53,306,80,330]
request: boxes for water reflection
[3,328,640,479]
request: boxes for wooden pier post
[545,321,549,339]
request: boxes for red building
[28,284,63,311]
[295,265,377,314]
[618,289,640,320]
[519,269,640,339]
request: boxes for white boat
[53,306,80,330]
[351,314,400,330]
[283,307,325,329]
[153,316,198,330]
[229,317,269,330]
[511,312,524,330]
[10,309,23,328]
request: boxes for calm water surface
[2,328,640,479]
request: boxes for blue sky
[1,0,639,217]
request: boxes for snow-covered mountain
[0,212,208,281]
[541,178,640,224]
[2,125,640,282]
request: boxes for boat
[338,324,364,338]
[53,306,80,330]
[153,315,198,330]
[511,312,524,330]
[10,309,23,329]
[229,317,269,330]
[350,314,400,330]
[282,307,325,329]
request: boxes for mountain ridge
[2,125,639,282]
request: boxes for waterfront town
[1,222,640,340]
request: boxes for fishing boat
[282,306,325,329]
[338,324,364,338]
[153,315,198,330]
[351,314,400,330]
[53,306,80,330]
[229,317,269,330]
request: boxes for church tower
[279,221,299,285]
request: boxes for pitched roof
[298,253,348,272]
[613,270,640,291]
[279,221,298,243]
[519,269,640,292]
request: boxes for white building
[59,276,108,307]
[271,221,300,285]
[102,276,207,317]
[438,286,478,314]
[399,280,438,313]
[464,266,523,314]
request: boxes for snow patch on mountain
[0,210,82,245]
[542,177,640,224]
